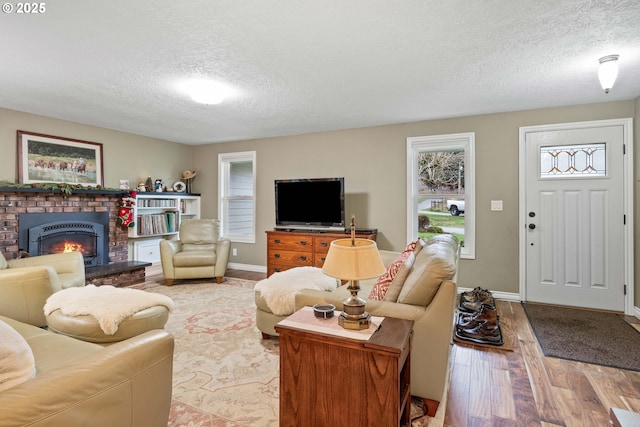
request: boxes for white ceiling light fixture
[181,79,232,105]
[598,55,620,94]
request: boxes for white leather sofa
[0,251,85,327]
[0,250,174,427]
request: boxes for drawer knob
[274,253,281,258]
[275,239,281,243]
[321,242,328,247]
[300,255,307,261]
[300,241,307,246]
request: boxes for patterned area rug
[135,277,432,426]
[136,278,280,427]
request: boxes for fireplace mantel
[0,186,128,196]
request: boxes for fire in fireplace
[18,212,110,267]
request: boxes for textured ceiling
[1,0,639,145]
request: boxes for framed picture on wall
[17,131,104,187]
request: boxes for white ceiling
[1,1,639,145]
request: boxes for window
[539,143,606,178]
[407,133,475,259]
[218,151,256,243]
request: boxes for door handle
[528,224,536,230]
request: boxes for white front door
[522,123,627,311]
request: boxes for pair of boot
[456,287,502,344]
[456,304,501,343]
[459,286,495,312]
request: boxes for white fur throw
[255,267,339,316]
[0,319,36,392]
[44,285,174,335]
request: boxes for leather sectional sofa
[0,251,174,427]
[0,315,174,427]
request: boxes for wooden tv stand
[266,229,377,277]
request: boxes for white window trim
[218,151,256,243]
[406,132,475,259]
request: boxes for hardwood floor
[165,268,640,426]
[434,300,640,427]
[225,268,266,281]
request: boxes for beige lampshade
[321,238,386,281]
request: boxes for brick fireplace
[0,188,128,263]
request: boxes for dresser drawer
[268,249,313,266]
[267,235,313,252]
[314,237,334,254]
[314,254,329,267]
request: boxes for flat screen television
[275,177,345,231]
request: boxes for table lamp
[322,215,385,330]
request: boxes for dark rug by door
[522,303,640,371]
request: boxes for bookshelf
[128,193,200,263]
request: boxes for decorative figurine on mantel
[181,170,196,193]
[145,176,153,192]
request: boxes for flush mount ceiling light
[598,55,620,94]
[180,79,231,105]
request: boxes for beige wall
[193,100,636,295]
[0,108,193,188]
[1,101,636,297]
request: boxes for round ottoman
[46,305,170,344]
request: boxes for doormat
[522,302,640,371]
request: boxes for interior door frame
[518,118,634,315]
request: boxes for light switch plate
[491,200,503,211]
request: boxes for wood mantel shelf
[0,186,128,195]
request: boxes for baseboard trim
[228,262,266,273]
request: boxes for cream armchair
[0,251,85,327]
[160,219,231,285]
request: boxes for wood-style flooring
[433,300,640,427]
[166,268,640,426]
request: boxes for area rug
[135,278,432,427]
[522,302,640,371]
[135,278,280,427]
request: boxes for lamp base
[338,311,371,330]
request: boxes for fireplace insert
[18,212,109,267]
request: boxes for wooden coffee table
[275,307,414,427]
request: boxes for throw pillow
[0,319,36,392]
[368,241,418,301]
[383,251,415,302]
